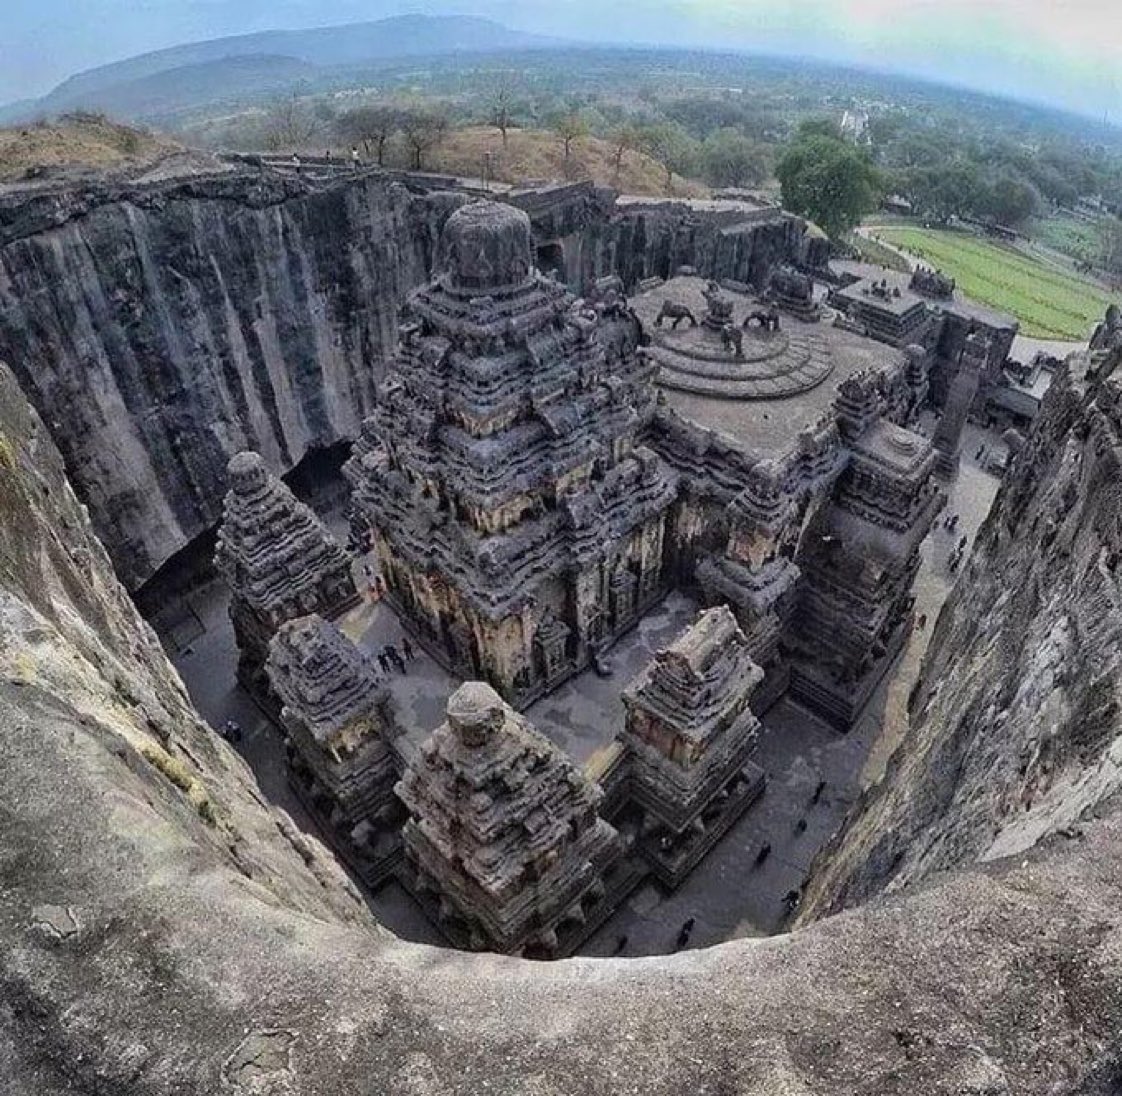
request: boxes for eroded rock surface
[0,171,804,589]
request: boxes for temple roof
[623,606,764,744]
[397,682,605,897]
[266,614,386,748]
[214,451,352,615]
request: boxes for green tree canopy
[776,132,882,238]
[700,128,770,189]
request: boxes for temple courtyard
[155,418,1002,956]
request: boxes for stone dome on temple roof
[227,450,267,494]
[439,200,533,293]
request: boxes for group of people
[376,639,415,676]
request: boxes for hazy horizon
[2,0,1120,122]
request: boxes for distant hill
[14,16,559,122]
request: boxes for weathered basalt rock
[397,680,623,955]
[0,170,805,589]
[214,450,358,702]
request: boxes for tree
[700,128,769,189]
[552,110,589,168]
[906,162,984,224]
[982,175,1041,228]
[488,77,521,149]
[400,106,449,171]
[337,105,400,166]
[261,93,321,151]
[639,122,698,195]
[609,124,641,182]
[776,132,882,238]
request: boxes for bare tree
[553,110,589,172]
[337,104,400,166]
[488,77,519,149]
[400,106,449,171]
[262,93,321,151]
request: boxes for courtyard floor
[156,418,1002,957]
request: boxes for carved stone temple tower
[214,451,358,703]
[266,614,401,886]
[789,374,943,728]
[396,681,624,956]
[617,606,768,885]
[345,200,679,707]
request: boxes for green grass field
[877,226,1114,340]
[1028,213,1102,265]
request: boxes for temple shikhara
[214,451,358,703]
[397,681,623,956]
[345,201,678,706]
[206,191,1012,956]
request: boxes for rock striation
[803,345,1122,916]
[0,170,805,589]
[3,357,1122,1092]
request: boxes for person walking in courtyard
[402,636,415,662]
[674,917,696,951]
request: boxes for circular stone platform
[633,284,835,400]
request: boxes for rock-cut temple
[206,194,982,955]
[346,201,679,706]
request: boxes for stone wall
[802,359,1122,918]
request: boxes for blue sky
[2,0,1119,118]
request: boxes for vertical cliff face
[0,173,457,587]
[803,362,1122,917]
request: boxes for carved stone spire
[266,614,400,884]
[618,606,767,883]
[396,681,622,955]
[215,451,357,699]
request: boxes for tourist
[222,719,242,743]
[674,917,695,951]
[402,637,415,661]
[377,651,390,674]
[291,153,301,172]
[917,613,928,631]
[794,818,807,835]
[351,146,360,170]
[612,935,629,956]
[754,842,772,866]
[811,779,827,805]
